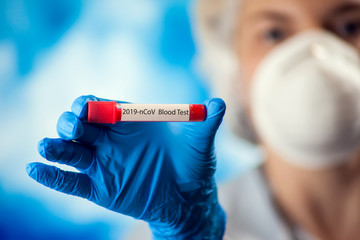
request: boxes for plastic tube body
[88,101,207,123]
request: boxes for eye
[263,28,286,43]
[337,20,360,38]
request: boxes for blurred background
[0,0,261,239]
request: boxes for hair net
[193,0,258,144]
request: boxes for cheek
[237,42,263,80]
[236,47,265,110]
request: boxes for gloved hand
[26,95,226,239]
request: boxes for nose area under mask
[271,58,359,148]
[251,30,360,170]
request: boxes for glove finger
[57,111,103,145]
[38,138,94,171]
[26,162,91,199]
[71,95,148,134]
[71,95,103,120]
[71,95,129,120]
[185,98,226,145]
[181,98,226,180]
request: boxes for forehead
[240,0,360,18]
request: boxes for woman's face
[236,0,360,106]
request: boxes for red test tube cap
[189,104,207,121]
[88,101,118,124]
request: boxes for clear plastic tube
[87,101,207,123]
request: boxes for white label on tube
[119,104,190,121]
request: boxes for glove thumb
[186,98,226,141]
[179,98,226,180]
[204,98,226,136]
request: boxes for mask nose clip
[310,43,330,60]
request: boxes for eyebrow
[331,2,360,15]
[245,9,292,23]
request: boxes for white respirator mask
[251,31,360,170]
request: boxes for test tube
[87,101,207,123]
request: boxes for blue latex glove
[26,95,226,239]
